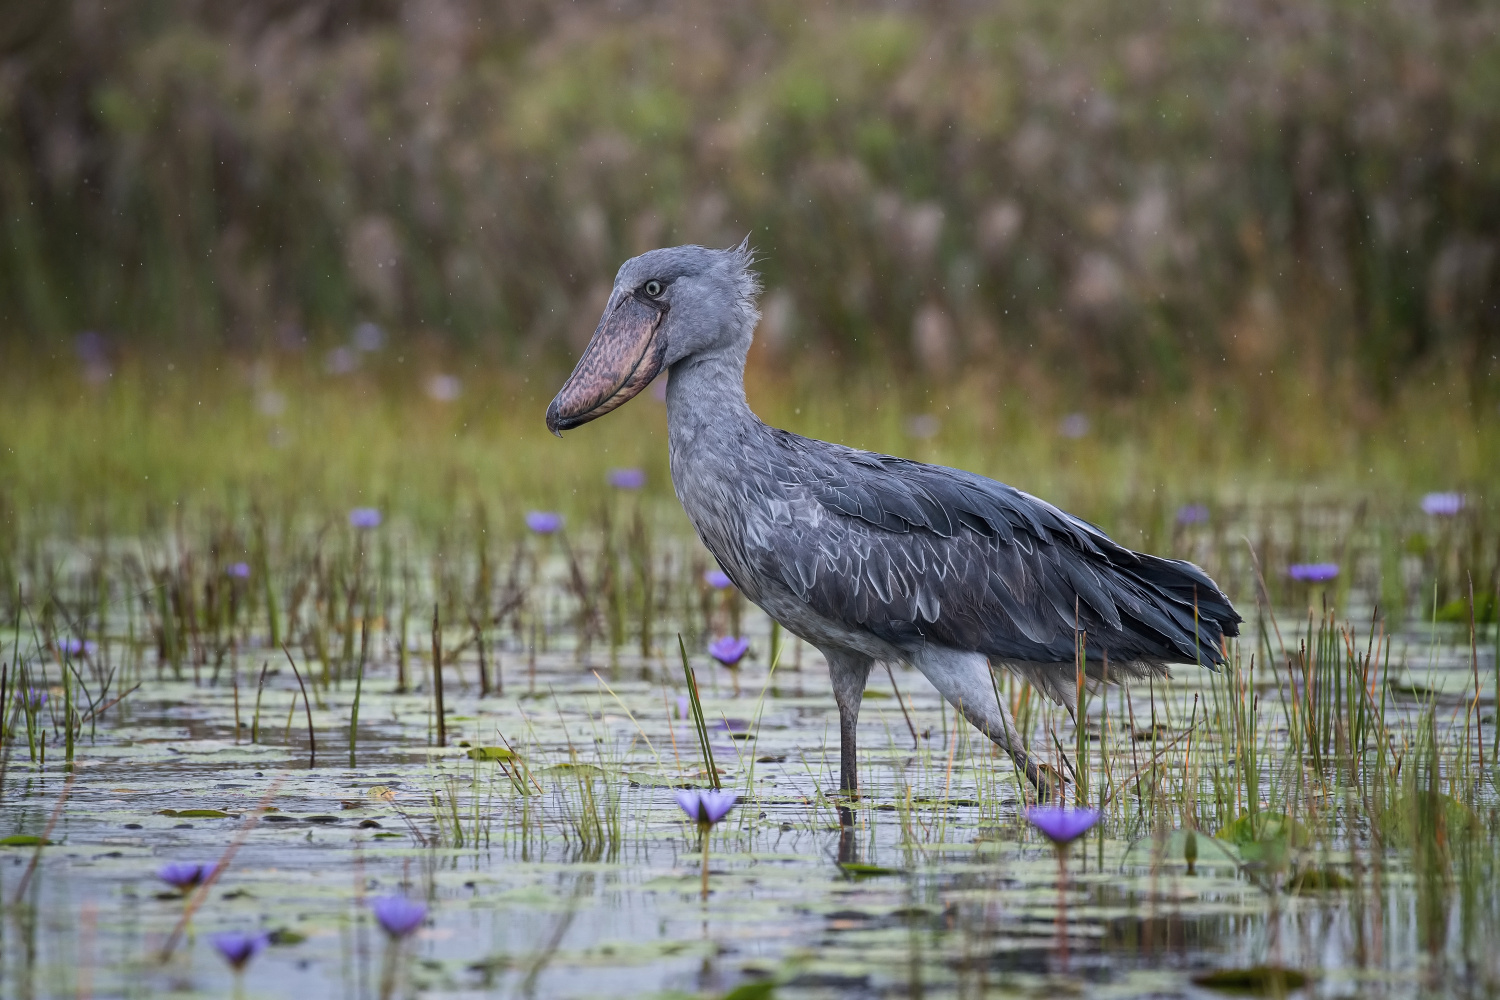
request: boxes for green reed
[678,635,720,791]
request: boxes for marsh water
[0,527,1495,1000]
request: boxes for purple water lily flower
[525,511,563,534]
[1027,806,1101,970]
[158,861,215,893]
[352,321,385,353]
[210,930,267,971]
[1421,492,1464,516]
[1058,412,1090,439]
[349,507,382,530]
[608,468,646,490]
[75,331,111,383]
[703,569,732,589]
[1176,503,1210,525]
[425,373,462,402]
[676,695,690,720]
[1025,806,1101,847]
[708,636,750,667]
[675,789,738,827]
[1288,562,1339,583]
[370,895,427,938]
[75,330,108,365]
[17,688,47,710]
[679,788,738,900]
[227,562,252,579]
[58,637,96,657]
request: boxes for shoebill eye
[642,279,664,298]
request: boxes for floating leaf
[722,981,777,1000]
[625,773,690,788]
[1286,867,1354,893]
[838,862,902,879]
[1387,679,1441,698]
[0,835,50,847]
[158,808,236,818]
[465,746,519,762]
[1192,966,1308,993]
[372,832,404,840]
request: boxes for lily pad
[1387,680,1441,698]
[465,746,519,762]
[0,834,51,847]
[1286,867,1354,893]
[1192,965,1308,993]
[157,808,237,818]
[838,862,903,879]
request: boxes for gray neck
[665,344,758,459]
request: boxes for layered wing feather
[744,430,1240,670]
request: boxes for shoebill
[546,241,1240,805]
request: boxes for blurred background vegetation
[0,0,1496,524]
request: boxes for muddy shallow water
[0,589,1494,1000]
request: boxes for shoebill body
[546,241,1240,801]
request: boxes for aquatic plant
[348,507,382,529]
[676,789,737,827]
[57,637,95,657]
[1026,806,1100,970]
[371,895,427,1000]
[1287,562,1339,582]
[0,375,1491,991]
[678,636,721,790]
[351,321,384,351]
[425,373,462,402]
[708,636,750,667]
[1058,413,1090,438]
[608,468,646,489]
[209,930,267,971]
[676,789,738,900]
[525,511,563,534]
[1421,492,1464,516]
[1025,806,1101,847]
[157,861,215,894]
[370,895,426,939]
[1176,503,1210,525]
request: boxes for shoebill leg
[821,647,873,809]
[909,646,1049,793]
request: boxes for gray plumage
[549,241,1241,795]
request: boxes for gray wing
[752,429,1240,669]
